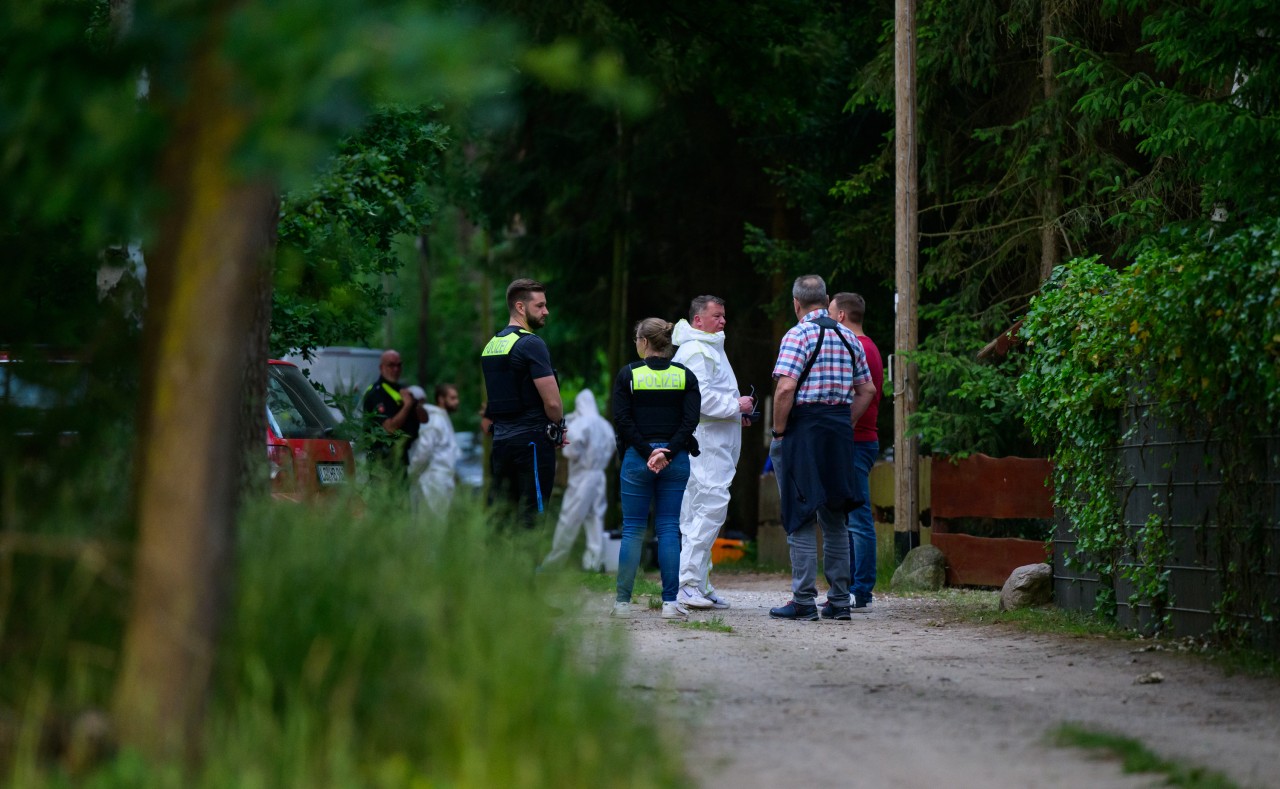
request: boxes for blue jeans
[616,445,689,603]
[847,440,879,601]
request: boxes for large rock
[891,545,947,591]
[999,563,1054,611]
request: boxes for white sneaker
[677,585,715,609]
[705,590,730,610]
[661,601,688,620]
[611,602,631,618]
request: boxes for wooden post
[1039,2,1062,281]
[893,0,921,557]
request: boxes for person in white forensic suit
[408,383,460,512]
[673,295,755,610]
[541,388,616,571]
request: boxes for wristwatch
[771,429,785,438]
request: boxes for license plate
[316,463,346,485]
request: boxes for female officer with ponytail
[610,318,702,620]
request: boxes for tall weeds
[5,489,686,788]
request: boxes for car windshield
[267,363,340,440]
[1,356,87,439]
[1,359,84,409]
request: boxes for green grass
[917,589,1280,677]
[907,587,1133,639]
[873,546,897,594]
[1050,723,1237,788]
[7,489,690,788]
[577,569,662,599]
[678,616,733,633]
[1202,643,1280,679]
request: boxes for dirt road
[605,574,1280,789]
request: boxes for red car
[266,359,356,499]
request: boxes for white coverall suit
[672,319,742,596]
[542,389,616,571]
[408,403,458,512]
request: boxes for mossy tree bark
[113,10,275,761]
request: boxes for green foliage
[0,0,161,249]
[520,38,652,118]
[834,0,1144,455]
[273,106,452,357]
[1050,724,1238,788]
[0,0,154,358]
[218,0,516,185]
[8,494,687,787]
[578,569,661,599]
[924,587,1133,638]
[475,0,891,395]
[1020,220,1280,637]
[1062,1,1280,236]
[1018,258,1128,617]
[679,616,733,633]
[835,0,1280,458]
[908,301,1032,457]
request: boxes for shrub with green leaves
[1020,219,1280,639]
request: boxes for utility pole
[893,0,921,558]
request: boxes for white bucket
[602,533,622,573]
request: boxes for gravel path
[599,573,1280,789]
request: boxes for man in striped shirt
[767,275,876,621]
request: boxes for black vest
[481,327,538,418]
[629,362,690,441]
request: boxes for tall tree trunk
[1039,1,1062,281]
[239,197,279,499]
[606,113,630,421]
[114,16,274,761]
[416,233,432,388]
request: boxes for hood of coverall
[672,319,725,350]
[566,389,615,472]
[573,388,600,418]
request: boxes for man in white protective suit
[540,388,616,572]
[673,295,755,610]
[408,383,460,513]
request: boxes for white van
[283,346,383,421]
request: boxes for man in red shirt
[831,293,884,611]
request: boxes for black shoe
[820,602,853,620]
[769,600,819,620]
[852,595,872,611]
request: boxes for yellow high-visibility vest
[631,366,687,391]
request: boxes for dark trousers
[489,433,557,529]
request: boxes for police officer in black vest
[362,349,430,475]
[481,278,566,528]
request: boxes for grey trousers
[770,438,852,606]
[788,506,852,606]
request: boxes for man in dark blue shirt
[481,278,565,528]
